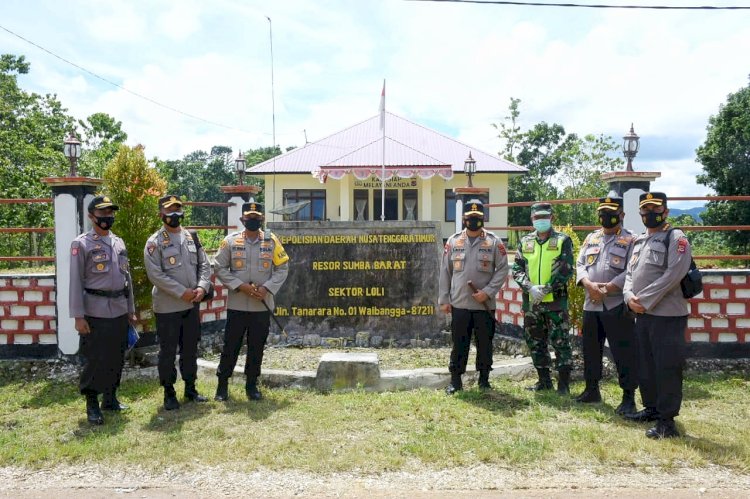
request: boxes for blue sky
[2,0,749,208]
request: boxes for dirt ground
[2,464,749,498]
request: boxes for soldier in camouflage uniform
[69,196,136,425]
[512,202,575,394]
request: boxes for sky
[2,0,749,209]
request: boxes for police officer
[70,196,136,425]
[623,192,691,439]
[439,199,509,394]
[144,195,212,410]
[574,196,638,414]
[512,202,575,394]
[213,202,289,401]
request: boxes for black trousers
[581,304,638,390]
[79,314,128,395]
[217,309,271,381]
[635,314,688,419]
[156,306,200,386]
[449,308,494,375]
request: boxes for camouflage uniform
[512,227,574,371]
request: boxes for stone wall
[0,275,57,347]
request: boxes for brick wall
[0,275,57,345]
[494,269,750,347]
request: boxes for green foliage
[101,145,167,317]
[558,225,584,334]
[77,112,128,178]
[696,77,750,261]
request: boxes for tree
[77,112,128,178]
[101,144,167,318]
[696,77,750,260]
[492,97,522,161]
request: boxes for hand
[628,296,646,314]
[128,314,138,326]
[75,317,90,335]
[250,284,268,301]
[192,287,206,303]
[529,285,547,305]
[471,289,489,303]
[584,280,606,303]
[181,289,197,302]
[440,303,452,314]
[237,283,255,297]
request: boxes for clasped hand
[239,283,268,301]
[529,285,548,304]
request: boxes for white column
[227,195,245,231]
[455,197,463,234]
[339,174,352,221]
[421,177,432,222]
[53,194,79,355]
[623,188,646,234]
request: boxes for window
[373,189,398,221]
[282,189,326,221]
[445,190,490,222]
[353,189,369,221]
[402,189,418,221]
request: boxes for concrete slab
[315,352,380,392]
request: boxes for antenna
[266,16,277,220]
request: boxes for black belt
[85,288,127,298]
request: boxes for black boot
[623,406,658,422]
[556,367,571,395]
[184,381,208,403]
[163,385,180,411]
[214,378,229,402]
[101,388,128,411]
[445,373,463,395]
[246,379,262,401]
[615,389,637,416]
[526,368,554,391]
[85,393,104,425]
[646,418,680,439]
[478,370,491,390]
[574,380,602,403]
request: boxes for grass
[1,373,749,473]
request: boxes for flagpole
[267,16,277,221]
[380,80,385,221]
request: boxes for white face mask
[533,219,552,232]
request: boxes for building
[248,112,526,239]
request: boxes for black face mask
[243,219,262,231]
[465,217,483,231]
[162,212,184,228]
[93,215,115,230]
[641,211,665,229]
[599,211,620,229]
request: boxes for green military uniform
[512,203,574,391]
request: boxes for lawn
[1,373,748,473]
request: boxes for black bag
[189,230,215,302]
[664,228,703,299]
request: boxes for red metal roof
[248,112,527,174]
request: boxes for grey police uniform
[439,228,509,376]
[69,230,134,395]
[214,229,289,382]
[576,228,637,390]
[623,224,692,421]
[144,227,212,388]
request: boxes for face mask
[465,217,483,231]
[532,219,551,233]
[162,212,184,228]
[243,219,262,231]
[599,211,620,229]
[93,215,115,230]
[641,211,665,229]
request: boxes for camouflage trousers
[523,306,572,371]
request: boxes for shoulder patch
[71,241,80,256]
[147,242,156,255]
[219,239,228,250]
[677,237,689,253]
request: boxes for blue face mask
[533,219,552,233]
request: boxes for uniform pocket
[450,251,465,272]
[646,246,666,266]
[231,248,247,271]
[584,247,600,267]
[476,251,493,273]
[608,246,627,270]
[162,246,181,270]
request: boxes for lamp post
[234,151,246,186]
[623,123,640,172]
[63,131,81,177]
[464,151,476,187]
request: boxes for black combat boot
[163,384,180,411]
[615,389,637,416]
[574,380,602,403]
[646,418,680,439]
[556,367,571,395]
[101,388,128,411]
[85,393,104,425]
[526,368,554,391]
[445,373,463,395]
[478,370,491,390]
[623,406,658,422]
[214,378,229,402]
[184,381,208,403]
[246,378,262,401]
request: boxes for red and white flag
[379,80,385,131]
